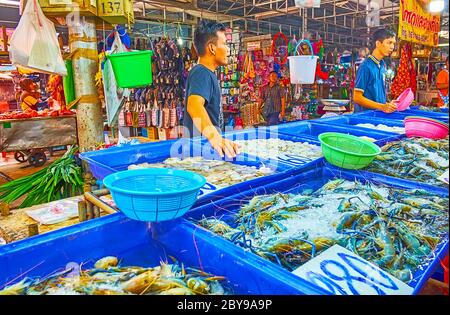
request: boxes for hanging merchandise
[288,40,318,84]
[9,0,66,76]
[288,35,298,56]
[391,43,416,99]
[272,32,289,65]
[103,31,131,126]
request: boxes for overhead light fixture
[0,0,20,6]
[177,37,183,45]
[429,0,445,13]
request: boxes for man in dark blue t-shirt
[353,29,398,113]
[184,20,240,158]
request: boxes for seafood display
[415,106,446,112]
[129,157,273,188]
[233,139,323,160]
[195,179,448,283]
[0,256,229,295]
[356,123,405,134]
[366,137,449,187]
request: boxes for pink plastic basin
[396,88,414,111]
[404,116,449,139]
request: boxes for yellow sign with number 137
[98,0,123,16]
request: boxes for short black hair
[194,20,226,56]
[269,71,278,75]
[372,29,396,48]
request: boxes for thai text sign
[398,0,440,47]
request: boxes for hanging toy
[169,101,177,128]
[151,98,158,127]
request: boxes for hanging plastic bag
[103,31,131,126]
[10,0,66,75]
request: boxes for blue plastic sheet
[174,164,448,295]
[0,214,327,295]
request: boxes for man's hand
[210,137,241,159]
[382,101,398,113]
[278,113,284,120]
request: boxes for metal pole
[67,16,103,152]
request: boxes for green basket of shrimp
[318,132,381,170]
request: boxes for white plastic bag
[25,199,81,225]
[9,0,67,76]
[103,32,130,126]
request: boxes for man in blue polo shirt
[353,29,398,113]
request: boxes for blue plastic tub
[0,214,327,295]
[193,129,325,168]
[271,120,401,144]
[314,115,406,135]
[354,110,449,123]
[168,164,448,295]
[79,139,300,207]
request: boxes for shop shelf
[0,214,327,295]
[166,163,448,295]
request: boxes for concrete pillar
[67,16,103,152]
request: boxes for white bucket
[288,39,318,84]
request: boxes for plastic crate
[313,116,406,135]
[175,163,448,295]
[271,120,401,144]
[79,139,299,207]
[0,214,327,295]
[33,0,97,16]
[193,128,324,169]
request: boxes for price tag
[292,245,414,295]
[98,0,123,15]
[198,182,218,197]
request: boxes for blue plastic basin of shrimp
[103,168,206,222]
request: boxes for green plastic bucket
[318,132,381,170]
[63,60,75,105]
[108,50,153,88]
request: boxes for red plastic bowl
[404,116,449,139]
[396,88,414,111]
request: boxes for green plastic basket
[318,132,381,170]
[63,60,75,105]
[108,50,153,88]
